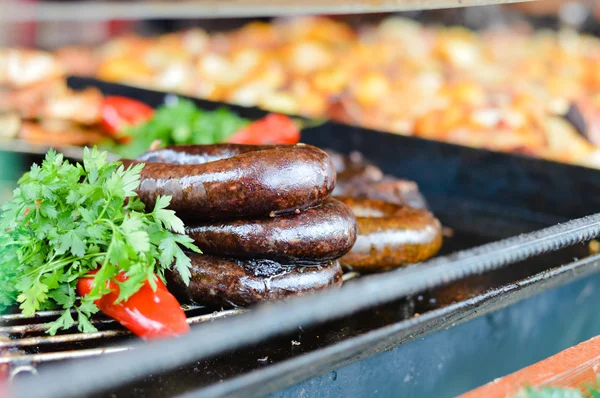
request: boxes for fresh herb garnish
[513,375,600,398]
[0,147,199,334]
[515,387,587,398]
[109,98,250,158]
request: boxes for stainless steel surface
[2,0,536,21]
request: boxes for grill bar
[0,319,115,335]
[0,330,130,348]
[1,347,131,365]
[0,307,246,371]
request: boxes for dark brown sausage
[185,197,357,264]
[337,197,442,272]
[325,149,428,209]
[166,254,343,307]
[121,144,336,220]
[335,177,428,210]
[136,144,275,164]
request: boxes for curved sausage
[121,144,336,220]
[337,197,442,272]
[335,177,428,210]
[166,254,343,307]
[325,149,428,209]
[185,197,357,264]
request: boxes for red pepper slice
[227,114,301,145]
[77,270,189,340]
[99,96,155,139]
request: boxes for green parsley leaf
[104,98,250,158]
[47,309,75,336]
[0,147,200,334]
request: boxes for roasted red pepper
[227,114,301,145]
[77,270,189,340]
[99,96,155,139]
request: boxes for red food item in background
[77,270,189,340]
[227,114,301,145]
[99,96,154,140]
[0,360,7,389]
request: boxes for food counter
[2,10,599,167]
[2,2,600,398]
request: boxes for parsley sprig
[0,147,199,334]
[109,99,250,158]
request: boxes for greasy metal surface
[2,0,534,22]
[0,307,245,368]
[11,212,600,398]
[190,254,600,398]
[269,262,600,398]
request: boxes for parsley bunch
[110,99,250,158]
[0,148,199,334]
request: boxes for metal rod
[0,347,131,365]
[1,0,535,22]
[0,310,68,321]
[0,305,208,322]
[13,211,600,398]
[0,309,245,348]
[0,330,129,348]
[0,319,115,335]
[187,309,247,324]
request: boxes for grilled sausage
[337,197,442,272]
[166,254,343,307]
[325,149,428,209]
[185,197,357,264]
[122,144,336,220]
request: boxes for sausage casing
[122,144,336,220]
[325,148,428,209]
[166,254,343,307]
[185,198,357,264]
[337,197,442,272]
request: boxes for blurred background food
[1,2,599,166]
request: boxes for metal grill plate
[0,306,245,380]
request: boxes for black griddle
[3,77,600,398]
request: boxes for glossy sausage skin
[185,197,357,264]
[166,253,343,307]
[325,149,428,209]
[337,197,442,272]
[121,144,336,220]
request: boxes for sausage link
[121,144,336,220]
[136,144,275,164]
[166,254,343,307]
[337,197,442,272]
[325,148,428,209]
[185,198,357,264]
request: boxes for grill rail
[0,272,360,380]
[12,211,600,398]
[0,306,245,380]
